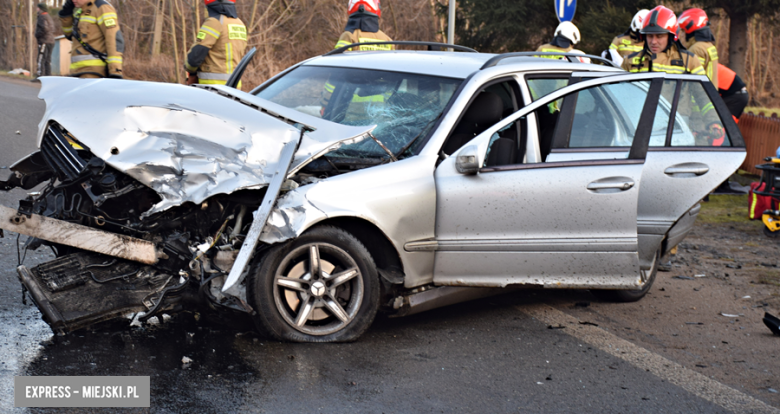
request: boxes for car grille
[40,124,87,181]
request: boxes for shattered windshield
[255,66,462,158]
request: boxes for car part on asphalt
[764,312,780,336]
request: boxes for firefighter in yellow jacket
[536,21,588,62]
[59,0,124,78]
[185,0,247,87]
[605,9,648,66]
[621,6,705,76]
[678,8,719,88]
[335,0,393,51]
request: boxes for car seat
[442,91,504,156]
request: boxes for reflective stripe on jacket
[535,44,572,59]
[60,0,124,77]
[688,40,719,89]
[185,15,247,86]
[609,34,643,57]
[334,29,394,51]
[621,45,705,76]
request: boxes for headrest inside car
[462,91,504,125]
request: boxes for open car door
[431,74,664,290]
[545,73,746,268]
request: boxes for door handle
[587,181,634,191]
[664,163,709,176]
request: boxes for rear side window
[670,81,732,147]
[567,81,651,147]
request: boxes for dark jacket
[36,11,56,45]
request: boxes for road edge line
[518,304,779,414]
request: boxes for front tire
[248,226,380,342]
[592,247,660,303]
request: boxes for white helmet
[554,21,580,45]
[631,9,650,32]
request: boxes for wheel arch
[314,216,404,275]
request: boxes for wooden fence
[739,113,780,175]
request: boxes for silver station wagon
[0,43,745,342]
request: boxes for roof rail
[324,41,478,56]
[480,52,619,70]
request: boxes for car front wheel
[248,226,380,342]
[592,247,660,303]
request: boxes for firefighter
[621,6,705,76]
[717,63,748,122]
[59,0,124,79]
[184,0,248,87]
[678,8,719,88]
[604,9,649,66]
[536,21,586,59]
[335,0,393,51]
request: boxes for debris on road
[720,313,740,318]
[763,312,780,336]
[672,276,695,280]
[9,68,30,76]
[685,322,704,325]
[547,324,565,329]
[694,274,706,278]
[579,321,598,327]
[182,356,193,364]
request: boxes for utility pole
[447,0,455,45]
[29,0,34,75]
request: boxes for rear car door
[430,74,664,288]
[637,76,747,259]
[545,74,746,268]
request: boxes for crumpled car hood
[37,77,373,216]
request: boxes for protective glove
[61,0,75,16]
[185,73,199,85]
[707,123,725,146]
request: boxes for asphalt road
[0,77,774,414]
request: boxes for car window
[255,66,462,158]
[527,77,567,115]
[527,78,568,101]
[567,81,651,148]
[443,79,523,164]
[670,81,731,147]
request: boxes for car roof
[302,51,624,79]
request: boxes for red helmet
[348,0,381,17]
[641,6,678,38]
[204,0,235,5]
[678,8,709,35]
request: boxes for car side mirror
[455,145,480,174]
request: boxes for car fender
[259,155,439,288]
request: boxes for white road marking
[519,304,780,414]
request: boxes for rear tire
[248,226,380,342]
[592,247,660,303]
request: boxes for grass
[745,107,780,117]
[697,194,754,224]
[757,268,780,286]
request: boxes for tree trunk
[151,0,163,57]
[728,11,748,81]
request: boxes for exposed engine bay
[5,122,286,333]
